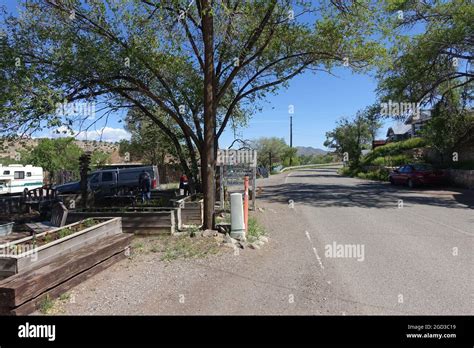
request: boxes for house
[372,140,387,149]
[404,110,432,136]
[386,124,411,142]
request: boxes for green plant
[247,216,265,242]
[82,218,96,228]
[371,154,411,167]
[356,168,389,182]
[59,293,70,301]
[160,236,219,261]
[58,227,73,239]
[43,233,53,244]
[39,295,54,314]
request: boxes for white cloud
[50,126,131,142]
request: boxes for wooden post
[243,176,249,233]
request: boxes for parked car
[54,165,159,195]
[389,163,446,188]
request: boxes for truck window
[102,172,114,182]
[27,172,32,177]
[3,171,10,175]
[14,171,25,179]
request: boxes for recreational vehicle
[0,164,44,195]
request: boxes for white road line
[313,247,324,270]
[305,230,311,241]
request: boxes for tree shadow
[259,171,474,210]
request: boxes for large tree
[1,0,384,228]
[324,114,372,168]
[377,0,473,107]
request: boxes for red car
[389,164,447,188]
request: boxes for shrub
[356,168,389,181]
[371,154,411,167]
[362,137,426,165]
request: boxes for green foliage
[90,151,110,169]
[324,111,375,168]
[361,137,426,165]
[58,227,73,239]
[421,92,474,165]
[371,154,410,167]
[356,168,390,181]
[252,137,289,169]
[39,295,54,314]
[120,109,180,166]
[282,147,299,167]
[378,0,473,104]
[21,138,83,180]
[247,216,266,242]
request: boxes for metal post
[220,165,224,209]
[289,115,293,166]
[243,176,249,233]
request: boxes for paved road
[57,167,473,315]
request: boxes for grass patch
[247,216,265,242]
[130,235,220,261]
[39,295,54,314]
[160,236,220,261]
[59,293,70,301]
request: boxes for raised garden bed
[172,196,203,227]
[0,217,122,279]
[67,207,176,235]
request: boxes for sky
[3,0,394,150]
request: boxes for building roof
[386,123,411,137]
[404,110,432,125]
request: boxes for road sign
[217,149,257,211]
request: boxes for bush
[371,154,411,167]
[338,167,358,177]
[356,168,389,181]
[362,137,426,165]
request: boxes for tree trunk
[202,0,215,229]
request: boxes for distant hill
[0,138,123,163]
[296,146,327,157]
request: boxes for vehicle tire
[389,177,395,185]
[408,179,414,189]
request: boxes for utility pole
[289,115,293,166]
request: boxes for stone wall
[447,169,474,190]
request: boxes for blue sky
[219,67,385,149]
[4,0,393,150]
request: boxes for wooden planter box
[67,207,176,235]
[0,217,122,279]
[172,197,203,227]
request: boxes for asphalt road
[56,166,473,315]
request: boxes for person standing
[179,173,189,196]
[138,170,151,203]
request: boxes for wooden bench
[25,202,68,234]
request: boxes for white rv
[0,164,44,195]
